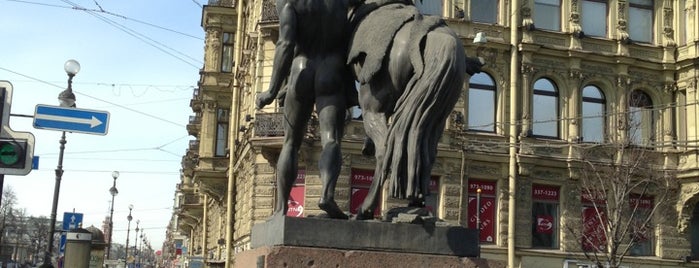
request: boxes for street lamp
[41,59,80,268]
[106,171,119,260]
[125,204,133,265]
[133,220,140,266]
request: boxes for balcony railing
[207,0,235,7]
[255,112,285,137]
[261,0,278,23]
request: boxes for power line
[0,66,188,128]
[5,0,203,40]
[189,0,203,8]
[59,0,202,68]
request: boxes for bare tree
[0,186,17,264]
[567,138,675,268]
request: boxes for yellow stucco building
[164,0,699,267]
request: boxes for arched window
[581,85,605,143]
[533,78,559,138]
[628,90,654,146]
[468,72,496,132]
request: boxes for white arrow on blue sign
[33,104,110,135]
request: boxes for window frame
[215,108,230,157]
[580,0,608,37]
[531,184,561,249]
[534,0,562,31]
[628,0,654,43]
[581,85,606,143]
[468,72,497,133]
[532,78,560,139]
[628,90,655,146]
[221,32,235,73]
[471,0,498,24]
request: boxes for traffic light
[0,81,35,175]
[0,138,27,168]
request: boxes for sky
[0,0,205,251]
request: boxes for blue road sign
[60,212,83,254]
[33,105,110,135]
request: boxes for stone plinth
[235,246,505,268]
[251,214,479,257]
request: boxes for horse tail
[384,27,466,199]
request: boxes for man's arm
[257,2,297,109]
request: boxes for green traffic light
[0,141,21,166]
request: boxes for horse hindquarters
[385,26,466,200]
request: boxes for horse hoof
[318,200,349,220]
[354,211,374,221]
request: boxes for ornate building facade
[166,0,699,267]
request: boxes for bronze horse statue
[348,0,483,219]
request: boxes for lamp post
[41,59,80,268]
[138,233,145,267]
[106,171,119,260]
[124,205,133,265]
[133,220,140,267]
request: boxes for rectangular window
[221,32,235,72]
[350,169,381,217]
[628,0,653,43]
[415,0,443,16]
[581,191,607,251]
[678,91,687,144]
[629,194,654,256]
[534,0,561,31]
[287,169,306,217]
[215,108,229,157]
[471,0,498,24]
[424,176,441,216]
[629,106,654,146]
[468,180,497,243]
[532,184,560,248]
[581,0,608,37]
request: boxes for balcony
[189,140,200,153]
[190,88,202,113]
[260,0,278,23]
[206,0,235,7]
[254,112,284,137]
[187,114,202,136]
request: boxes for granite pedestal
[251,214,479,257]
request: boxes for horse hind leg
[355,81,391,220]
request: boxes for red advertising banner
[287,186,305,217]
[351,169,374,186]
[295,169,306,185]
[581,189,606,205]
[582,206,607,251]
[629,194,653,209]
[468,180,496,195]
[535,215,554,234]
[532,184,560,201]
[468,196,496,242]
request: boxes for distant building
[169,1,699,267]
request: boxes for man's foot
[318,200,349,219]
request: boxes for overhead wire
[4,0,203,40]
[0,66,188,128]
[58,0,202,69]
